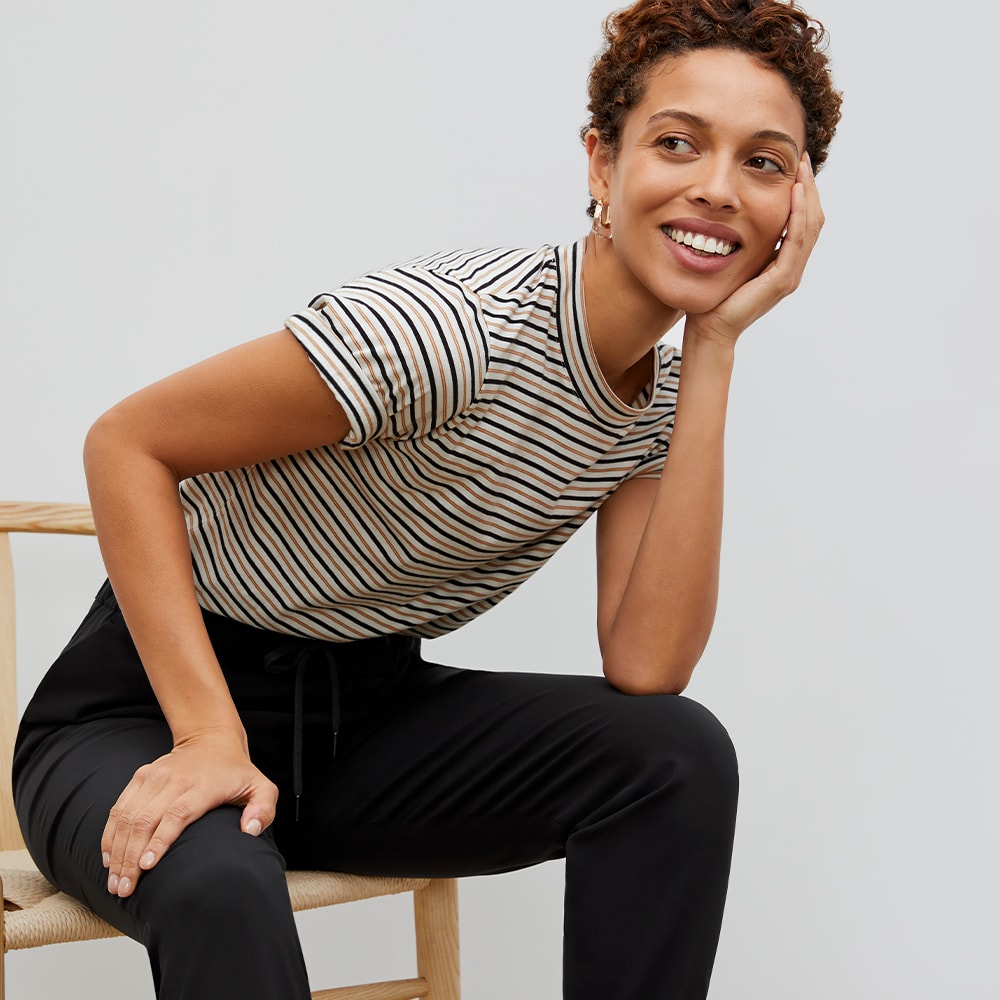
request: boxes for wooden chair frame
[0,501,460,1000]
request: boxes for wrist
[172,722,249,753]
[162,692,247,749]
[680,325,736,371]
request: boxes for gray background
[3,1,997,997]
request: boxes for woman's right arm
[84,329,350,899]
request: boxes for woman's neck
[581,233,683,403]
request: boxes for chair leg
[413,879,459,1000]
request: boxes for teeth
[665,227,736,257]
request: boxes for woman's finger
[790,155,824,250]
[774,179,809,288]
[104,768,179,896]
[768,155,824,293]
[239,782,279,838]
[101,763,154,876]
[101,774,142,868]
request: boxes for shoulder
[286,246,552,442]
[403,244,558,295]
[306,243,560,380]
[304,244,555,350]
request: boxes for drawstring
[263,641,341,821]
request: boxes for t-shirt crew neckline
[556,237,661,427]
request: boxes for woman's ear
[586,129,612,203]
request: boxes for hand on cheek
[686,152,823,346]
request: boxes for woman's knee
[135,807,290,931]
[599,692,739,814]
[665,696,738,791]
[132,809,309,997]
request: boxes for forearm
[601,331,734,694]
[84,412,245,746]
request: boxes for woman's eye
[660,136,695,154]
[747,155,784,174]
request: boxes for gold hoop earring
[592,199,613,240]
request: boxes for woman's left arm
[596,154,824,695]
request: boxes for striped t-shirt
[179,239,681,641]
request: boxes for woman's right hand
[101,728,279,898]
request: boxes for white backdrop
[3,1,997,997]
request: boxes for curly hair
[582,0,843,215]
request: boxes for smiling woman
[12,2,840,999]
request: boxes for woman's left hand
[686,153,825,345]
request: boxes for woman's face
[589,47,808,317]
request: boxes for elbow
[84,406,177,489]
[599,617,711,697]
[83,407,134,481]
[83,409,117,477]
[601,650,699,697]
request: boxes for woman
[13,0,841,997]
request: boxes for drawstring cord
[263,641,341,821]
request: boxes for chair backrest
[0,501,97,852]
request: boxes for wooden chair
[0,501,460,1000]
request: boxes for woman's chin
[662,285,737,319]
[659,263,767,319]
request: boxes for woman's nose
[686,158,741,212]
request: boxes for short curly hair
[582,0,843,215]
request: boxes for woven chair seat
[1,851,121,950]
[1,848,428,952]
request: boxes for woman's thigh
[281,660,738,878]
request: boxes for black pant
[13,582,739,999]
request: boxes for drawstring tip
[332,731,339,757]
[295,795,301,822]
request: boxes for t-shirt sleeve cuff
[285,310,388,446]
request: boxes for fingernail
[140,851,155,869]
[108,873,119,893]
[102,852,111,868]
[245,818,262,837]
[118,876,131,896]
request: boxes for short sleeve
[285,265,490,446]
[625,347,682,481]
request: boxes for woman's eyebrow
[751,129,801,157]
[645,109,709,130]
[645,109,801,157]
